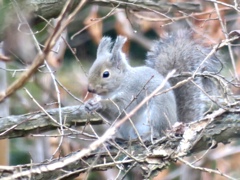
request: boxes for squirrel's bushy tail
[146,30,221,122]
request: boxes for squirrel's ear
[111,36,127,64]
[112,36,127,52]
[97,37,113,56]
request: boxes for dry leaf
[84,5,102,44]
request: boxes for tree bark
[0,0,202,41]
[0,42,9,165]
[0,105,102,139]
[0,105,239,179]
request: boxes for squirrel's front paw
[84,99,102,113]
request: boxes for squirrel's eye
[102,71,110,78]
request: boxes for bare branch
[0,0,87,102]
[0,105,240,179]
[0,105,101,139]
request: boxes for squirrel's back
[146,30,221,122]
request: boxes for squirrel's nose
[87,85,96,93]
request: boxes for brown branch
[89,0,202,13]
[0,106,240,179]
[130,7,230,22]
[0,0,87,102]
[0,105,101,139]
[26,0,202,20]
[0,0,202,41]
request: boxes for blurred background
[0,0,240,179]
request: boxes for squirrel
[84,30,221,141]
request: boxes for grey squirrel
[85,30,221,141]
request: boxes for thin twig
[212,0,239,80]
[12,0,66,157]
[178,157,237,180]
[0,0,87,102]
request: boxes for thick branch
[0,0,202,41]
[1,103,240,143]
[0,105,102,139]
[1,107,240,179]
[90,0,202,13]
[19,0,202,19]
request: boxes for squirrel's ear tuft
[97,37,113,56]
[111,36,127,54]
[111,36,127,65]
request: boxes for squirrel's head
[87,36,129,96]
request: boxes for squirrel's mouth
[88,88,108,96]
[96,90,107,96]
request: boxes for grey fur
[146,30,221,122]
[111,36,128,68]
[97,36,113,56]
[111,36,127,54]
[86,35,177,141]
[85,31,221,141]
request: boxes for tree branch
[0,105,102,139]
[0,105,240,179]
[0,0,202,41]
[0,0,88,102]
[89,0,202,13]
